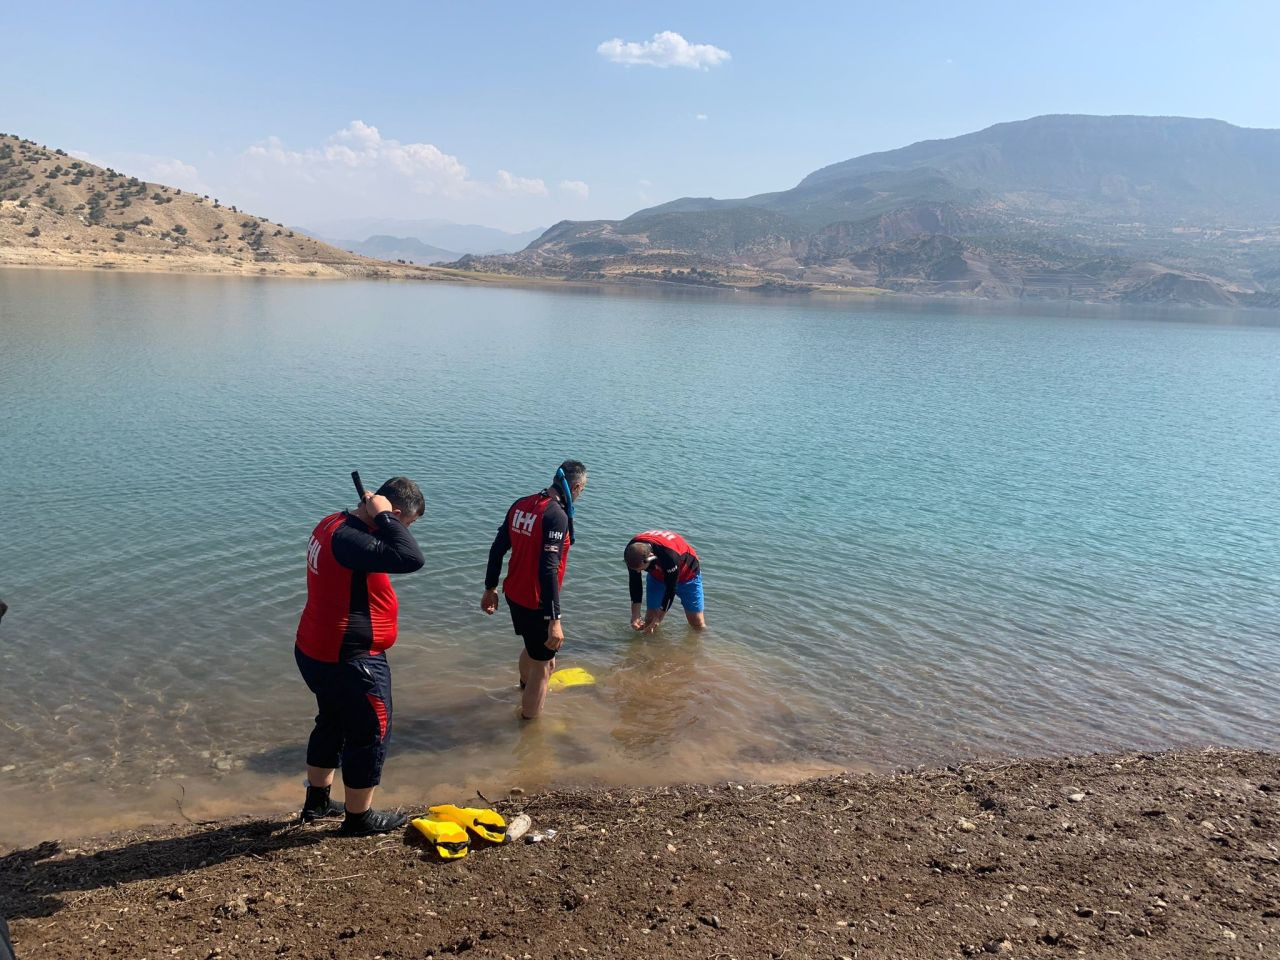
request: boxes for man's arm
[484,518,512,590]
[629,567,645,629]
[539,506,570,620]
[332,513,424,573]
[654,544,680,613]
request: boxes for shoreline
[4,747,1276,959]
[7,257,1278,315]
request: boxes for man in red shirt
[481,460,587,719]
[295,476,424,834]
[624,529,706,633]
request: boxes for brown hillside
[0,134,449,279]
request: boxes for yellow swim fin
[410,817,470,859]
[428,804,508,844]
[548,667,595,691]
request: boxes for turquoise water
[1,270,1279,843]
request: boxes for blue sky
[5,1,1279,231]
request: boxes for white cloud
[559,179,590,199]
[597,31,731,70]
[695,113,709,121]
[244,121,471,196]
[496,169,548,196]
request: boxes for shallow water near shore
[1,270,1279,845]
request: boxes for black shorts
[507,598,555,661]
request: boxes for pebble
[1067,793,1085,803]
[1076,907,1095,918]
[957,819,977,832]
[509,786,525,796]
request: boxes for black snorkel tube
[554,467,576,545]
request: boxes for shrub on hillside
[27,226,40,237]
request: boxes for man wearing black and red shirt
[481,460,587,719]
[624,529,707,633]
[295,476,425,835]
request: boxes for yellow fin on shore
[429,804,507,844]
[548,667,596,691]
[410,817,470,859]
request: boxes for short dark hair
[624,541,652,569]
[377,476,425,519]
[558,459,587,487]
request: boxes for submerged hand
[481,588,499,615]
[630,617,645,631]
[642,615,662,636]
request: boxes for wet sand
[3,748,1277,959]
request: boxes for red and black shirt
[485,488,571,619]
[296,510,424,663]
[628,530,701,612]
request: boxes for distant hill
[306,218,545,256]
[0,134,447,279]
[339,235,462,264]
[452,115,1280,307]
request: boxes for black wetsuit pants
[295,648,392,790]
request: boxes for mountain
[452,116,1280,306]
[0,134,442,279]
[305,218,545,255]
[338,234,462,264]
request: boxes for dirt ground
[3,749,1277,960]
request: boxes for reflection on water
[2,271,1279,845]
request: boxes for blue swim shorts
[647,572,705,614]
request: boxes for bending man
[481,460,587,719]
[624,529,706,633]
[294,477,425,835]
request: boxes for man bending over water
[624,530,706,633]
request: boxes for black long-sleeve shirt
[333,511,425,573]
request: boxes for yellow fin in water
[428,804,508,844]
[548,667,596,691]
[410,817,470,859]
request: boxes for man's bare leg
[521,656,556,718]
[685,611,706,629]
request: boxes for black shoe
[299,784,344,823]
[338,808,410,836]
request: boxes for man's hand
[642,612,662,636]
[358,492,394,523]
[545,619,565,652]
[630,602,645,631]
[480,588,500,615]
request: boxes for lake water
[2,269,1278,845]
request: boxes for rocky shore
[3,748,1277,959]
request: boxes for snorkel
[554,467,577,544]
[554,467,575,518]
